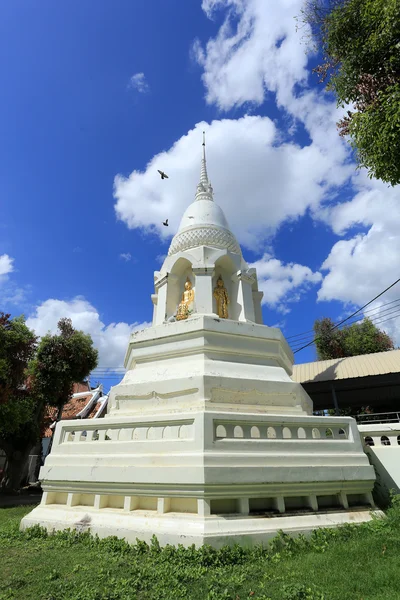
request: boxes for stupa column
[232,270,256,322]
[154,275,168,325]
[193,267,215,314]
[151,294,158,324]
[252,291,264,324]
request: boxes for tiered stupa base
[22,318,378,546]
[24,502,376,548]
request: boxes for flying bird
[158,170,169,180]
[163,219,169,227]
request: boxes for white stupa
[22,135,377,546]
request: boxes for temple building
[22,136,378,546]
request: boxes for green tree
[314,316,394,360]
[0,313,38,491]
[300,0,400,185]
[0,315,98,492]
[31,318,98,453]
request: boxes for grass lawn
[1,503,400,600]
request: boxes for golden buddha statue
[213,275,229,319]
[176,278,195,321]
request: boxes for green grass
[1,502,400,600]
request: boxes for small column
[193,268,215,314]
[94,494,107,510]
[237,497,249,515]
[231,270,256,322]
[151,294,158,324]
[124,496,139,512]
[198,498,211,517]
[339,491,349,509]
[274,496,285,514]
[365,491,375,508]
[157,497,171,514]
[307,494,318,512]
[154,275,169,325]
[252,291,264,324]
[67,493,79,507]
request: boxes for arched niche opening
[233,425,244,438]
[165,256,195,320]
[213,255,237,320]
[297,427,307,439]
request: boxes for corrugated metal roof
[292,349,400,384]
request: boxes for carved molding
[252,291,264,300]
[168,226,241,256]
[210,388,297,406]
[232,269,256,285]
[115,388,199,403]
[154,274,169,290]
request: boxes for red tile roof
[85,400,104,419]
[42,382,94,438]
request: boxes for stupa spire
[195,131,214,201]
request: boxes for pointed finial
[196,129,213,201]
[200,131,208,185]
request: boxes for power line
[90,284,400,371]
[289,303,400,351]
[289,311,400,352]
[285,297,400,341]
[292,277,400,355]
[290,306,400,351]
[92,304,400,376]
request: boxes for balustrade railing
[214,422,348,441]
[355,411,400,425]
[58,421,194,445]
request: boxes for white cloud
[156,254,167,264]
[0,254,14,277]
[250,253,322,312]
[26,297,150,369]
[115,2,355,253]
[196,0,309,110]
[318,174,400,307]
[128,72,150,93]
[0,254,29,306]
[115,0,398,347]
[194,0,400,341]
[114,116,352,251]
[119,252,132,262]
[194,0,352,182]
[316,173,400,343]
[196,2,345,117]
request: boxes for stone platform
[21,138,378,546]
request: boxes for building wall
[358,424,400,506]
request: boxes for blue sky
[1,0,400,389]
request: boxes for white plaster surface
[21,148,378,546]
[358,424,400,503]
[22,505,379,548]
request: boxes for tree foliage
[0,313,37,406]
[0,313,37,438]
[0,314,39,491]
[0,315,98,492]
[31,318,98,417]
[314,316,394,360]
[301,0,400,185]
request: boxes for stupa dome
[168,199,241,256]
[167,133,241,257]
